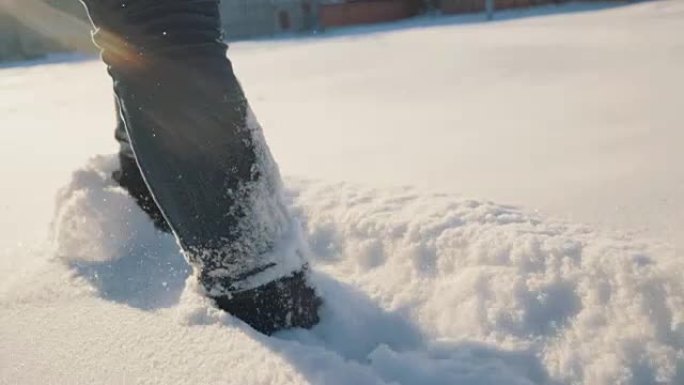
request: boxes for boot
[215,269,321,335]
[81,0,320,333]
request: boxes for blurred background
[2,0,620,62]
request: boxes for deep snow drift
[1,2,683,385]
[4,155,682,385]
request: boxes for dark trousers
[81,0,288,293]
[80,0,320,334]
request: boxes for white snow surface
[1,2,683,385]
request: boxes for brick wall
[440,0,619,15]
[319,0,421,28]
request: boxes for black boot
[82,0,320,333]
[214,269,321,335]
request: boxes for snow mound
[26,155,681,385]
[291,180,684,385]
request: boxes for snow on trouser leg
[80,0,321,334]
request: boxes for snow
[1,2,683,385]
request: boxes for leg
[112,96,170,232]
[82,0,319,334]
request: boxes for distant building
[219,0,424,39]
[0,13,45,61]
[317,0,422,29]
[0,0,91,62]
[220,0,319,40]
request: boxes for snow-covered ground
[1,2,683,384]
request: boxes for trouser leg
[81,0,319,333]
[112,96,170,232]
